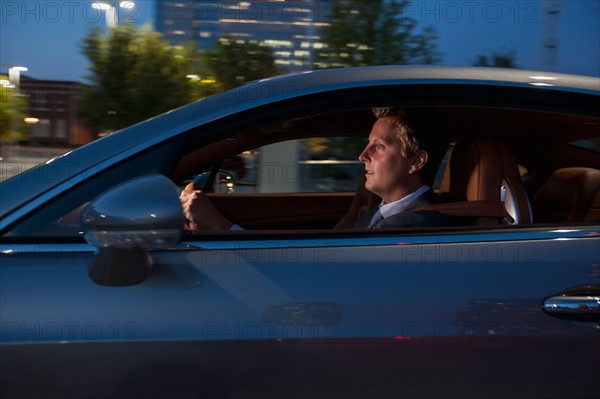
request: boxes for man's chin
[364,183,378,195]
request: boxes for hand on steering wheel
[180,183,234,230]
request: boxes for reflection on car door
[1,228,599,398]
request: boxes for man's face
[358,118,417,203]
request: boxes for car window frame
[3,82,599,240]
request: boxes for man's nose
[358,147,369,162]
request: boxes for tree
[473,50,518,68]
[314,0,441,68]
[80,26,202,131]
[203,38,281,91]
[0,78,26,142]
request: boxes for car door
[2,225,598,398]
[171,228,599,398]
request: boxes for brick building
[19,76,94,145]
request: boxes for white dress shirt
[378,185,431,219]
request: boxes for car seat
[532,167,600,223]
[426,140,533,225]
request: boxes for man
[180,107,449,230]
[353,107,450,228]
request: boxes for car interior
[173,105,600,233]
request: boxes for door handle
[542,285,600,322]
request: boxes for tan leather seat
[532,167,600,223]
[434,140,533,225]
[440,141,517,200]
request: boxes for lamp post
[8,66,28,91]
[92,1,136,28]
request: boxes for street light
[8,66,28,91]
[92,1,135,28]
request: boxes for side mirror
[82,174,183,286]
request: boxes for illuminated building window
[264,40,293,47]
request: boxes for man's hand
[180,183,234,230]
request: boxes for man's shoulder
[409,189,438,208]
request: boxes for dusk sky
[1,0,599,82]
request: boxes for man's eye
[375,144,384,151]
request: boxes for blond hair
[372,107,421,157]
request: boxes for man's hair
[372,107,448,185]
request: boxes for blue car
[1,66,599,398]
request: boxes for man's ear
[409,150,428,174]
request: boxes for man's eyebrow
[370,137,390,144]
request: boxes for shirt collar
[379,185,430,219]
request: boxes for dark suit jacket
[353,190,453,229]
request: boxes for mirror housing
[82,174,183,286]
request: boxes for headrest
[440,140,520,202]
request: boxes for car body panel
[1,66,599,397]
[1,228,599,397]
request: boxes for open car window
[4,104,600,238]
[3,143,176,238]
[176,106,600,233]
[186,137,367,195]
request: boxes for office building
[156,0,331,71]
